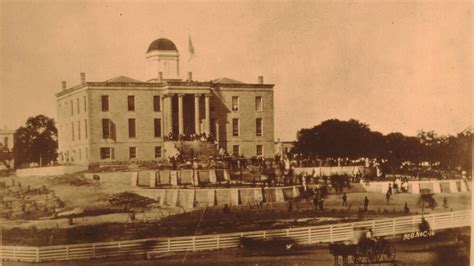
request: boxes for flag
[188,34,195,61]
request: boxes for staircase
[172,141,218,163]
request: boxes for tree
[294,119,384,158]
[12,115,58,168]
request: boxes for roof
[213,77,243,84]
[147,38,178,53]
[104,76,142,83]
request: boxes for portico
[163,91,212,137]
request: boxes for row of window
[231,144,263,156]
[101,95,161,112]
[232,118,263,137]
[60,119,88,142]
[100,95,263,113]
[99,145,263,160]
[60,96,87,117]
[101,117,262,139]
[232,96,263,112]
[60,147,89,162]
[102,118,162,139]
[100,146,162,160]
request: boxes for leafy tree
[294,119,471,173]
[12,115,58,168]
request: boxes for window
[70,100,74,116]
[101,95,109,112]
[154,118,162,137]
[155,146,162,158]
[4,137,8,149]
[102,119,110,139]
[79,148,82,161]
[153,96,161,112]
[232,145,240,156]
[256,118,263,137]
[128,95,135,111]
[256,96,263,112]
[71,122,75,141]
[128,118,136,138]
[77,121,81,140]
[256,145,263,156]
[77,98,80,114]
[129,147,136,159]
[100,147,111,159]
[84,119,88,139]
[232,118,239,137]
[84,96,87,112]
[231,96,239,111]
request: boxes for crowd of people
[163,132,216,142]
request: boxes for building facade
[0,128,14,151]
[56,38,275,165]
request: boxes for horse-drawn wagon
[329,238,396,265]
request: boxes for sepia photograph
[0,1,472,265]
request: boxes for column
[194,94,200,134]
[204,94,210,134]
[166,95,173,136]
[178,94,184,135]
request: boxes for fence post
[217,235,220,249]
[66,246,69,260]
[329,226,333,243]
[92,244,96,258]
[263,231,266,239]
[308,227,312,244]
[451,211,454,225]
[392,218,396,236]
[193,236,196,252]
[167,238,171,252]
[118,242,121,256]
[36,247,40,262]
[286,229,290,237]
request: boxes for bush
[108,192,156,210]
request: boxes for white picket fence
[1,210,470,262]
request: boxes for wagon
[329,238,396,265]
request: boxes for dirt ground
[1,178,470,231]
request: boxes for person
[288,200,293,213]
[404,202,410,214]
[388,183,393,195]
[386,191,391,204]
[365,229,373,239]
[342,193,347,207]
[313,195,319,212]
[364,196,369,212]
[319,197,325,211]
[223,204,230,214]
[443,197,449,209]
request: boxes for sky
[0,1,472,140]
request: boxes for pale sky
[0,1,472,140]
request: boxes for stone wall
[131,185,302,209]
[362,179,470,194]
[293,166,376,177]
[16,165,88,177]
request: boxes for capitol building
[56,38,275,165]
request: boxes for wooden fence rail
[1,210,470,263]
